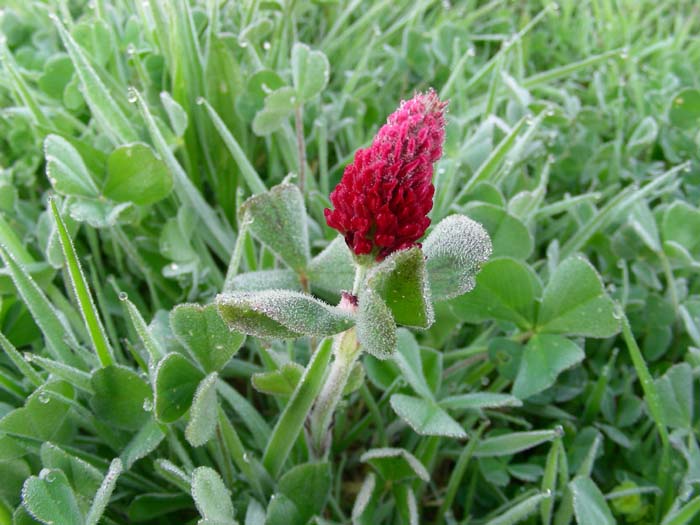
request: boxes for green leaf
[484,492,551,525]
[265,494,302,525]
[291,43,330,102]
[276,462,331,523]
[226,270,301,293]
[393,329,433,399]
[390,394,466,438]
[0,382,75,443]
[154,353,205,423]
[439,393,522,411]
[170,304,245,373]
[661,201,700,255]
[307,236,355,300]
[465,203,533,259]
[185,373,219,447]
[450,257,542,329]
[366,247,433,328]
[44,135,99,198]
[262,338,333,478]
[360,448,429,482]
[252,87,296,136]
[50,198,113,366]
[474,429,561,457]
[127,493,192,522]
[357,287,397,359]
[669,88,700,130]
[654,363,693,429]
[0,245,81,368]
[103,143,173,206]
[51,15,138,145]
[191,467,236,524]
[423,214,492,301]
[252,363,304,396]
[216,290,354,339]
[240,183,309,272]
[22,469,83,525]
[85,458,122,525]
[40,443,103,504]
[90,365,151,431]
[120,418,166,469]
[67,198,137,229]
[537,256,619,338]
[569,476,615,525]
[512,335,585,400]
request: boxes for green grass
[1,0,700,524]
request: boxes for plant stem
[309,328,361,455]
[294,105,306,193]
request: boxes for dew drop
[196,96,205,105]
[243,452,251,463]
[38,391,51,404]
[554,424,564,437]
[481,376,490,386]
[23,352,34,362]
[126,87,138,104]
[118,291,128,301]
[143,398,153,411]
[545,488,553,497]
[126,43,136,57]
[263,41,271,50]
[619,47,629,60]
[549,2,559,11]
[467,47,476,57]
[170,263,179,271]
[239,40,248,48]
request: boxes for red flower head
[324,89,447,260]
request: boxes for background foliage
[1,0,700,524]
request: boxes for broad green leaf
[266,494,302,525]
[390,394,466,438]
[465,203,533,259]
[22,469,83,525]
[450,257,542,329]
[276,462,331,523]
[0,382,75,443]
[423,214,492,301]
[474,429,560,457]
[226,270,301,293]
[252,363,304,396]
[170,304,245,373]
[67,198,137,228]
[291,43,330,102]
[240,183,309,272]
[569,476,615,525]
[360,448,429,482]
[537,256,619,337]
[661,201,700,255]
[252,87,296,136]
[185,373,219,447]
[307,236,355,300]
[90,365,151,431]
[40,443,102,503]
[654,363,693,429]
[154,353,205,423]
[669,88,700,130]
[103,143,173,206]
[216,290,354,339]
[357,287,397,359]
[44,135,99,198]
[191,467,236,524]
[512,335,584,399]
[367,247,433,328]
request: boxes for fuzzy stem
[309,328,361,455]
[294,105,307,193]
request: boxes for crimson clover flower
[324,89,447,260]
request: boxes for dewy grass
[1,1,700,524]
